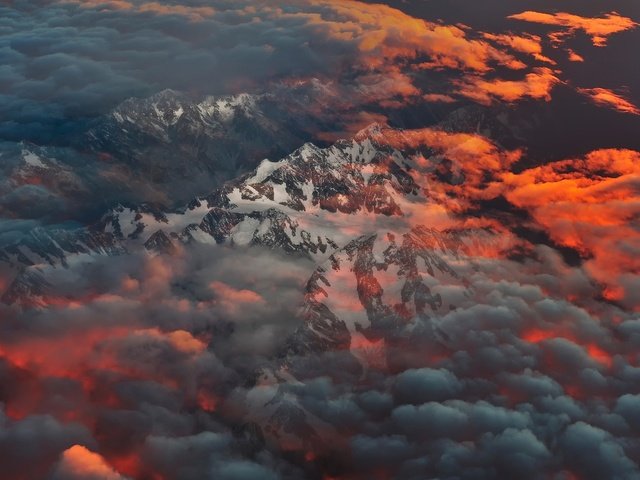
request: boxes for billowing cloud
[567,49,585,62]
[498,148,640,309]
[60,0,216,21]
[50,445,128,480]
[2,127,640,479]
[509,10,638,46]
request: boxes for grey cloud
[211,460,281,480]
[0,409,94,480]
[560,422,640,480]
[614,394,640,433]
[392,402,468,439]
[394,367,463,404]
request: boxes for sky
[0,1,639,479]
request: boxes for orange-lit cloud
[499,148,640,309]
[577,87,640,115]
[309,0,525,72]
[567,49,585,62]
[364,126,521,179]
[483,33,555,64]
[423,93,457,103]
[509,11,638,46]
[52,445,127,480]
[50,0,576,119]
[454,67,560,105]
[364,126,640,310]
[210,281,264,305]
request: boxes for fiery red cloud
[500,149,640,310]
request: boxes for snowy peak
[1,123,474,308]
[109,90,264,132]
[112,89,187,127]
[196,93,261,122]
[213,134,421,217]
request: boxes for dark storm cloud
[235,231,639,479]
[560,422,639,480]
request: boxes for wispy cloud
[509,10,638,47]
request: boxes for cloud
[454,67,561,105]
[2,130,640,479]
[567,49,585,62]
[498,148,640,309]
[483,32,555,64]
[508,10,638,47]
[393,368,463,404]
[578,87,640,115]
[0,0,566,143]
[560,422,639,479]
[0,409,94,480]
[49,445,128,480]
[318,1,523,72]
[59,0,216,21]
[422,93,457,103]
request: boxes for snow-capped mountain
[101,123,426,254]
[0,80,352,227]
[243,223,495,449]
[0,119,512,450]
[81,80,357,206]
[0,123,452,306]
[85,89,302,195]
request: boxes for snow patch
[21,150,47,169]
[246,159,286,184]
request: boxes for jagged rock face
[144,230,178,255]
[81,81,358,207]
[0,142,97,221]
[0,269,52,307]
[0,227,125,269]
[254,225,478,448]
[282,226,472,378]
[97,128,427,261]
[228,138,419,216]
[86,90,302,190]
[0,82,345,225]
